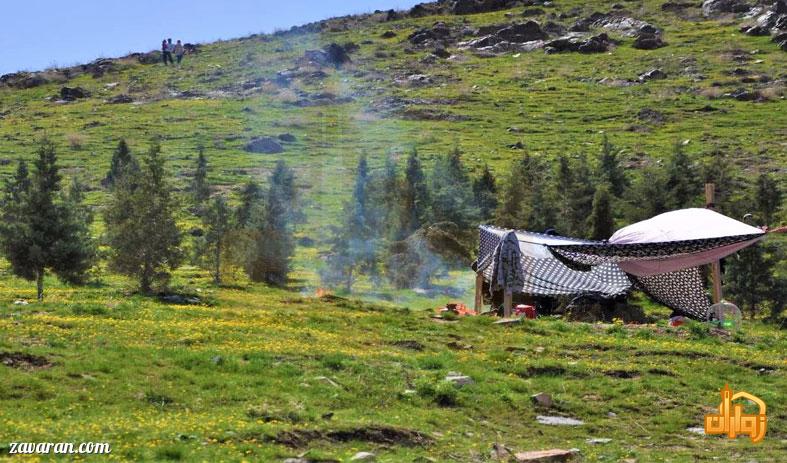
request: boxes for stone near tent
[245,137,284,154]
[536,415,585,426]
[513,448,580,462]
[531,392,553,408]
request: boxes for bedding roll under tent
[474,208,767,320]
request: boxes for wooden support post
[705,183,723,304]
[474,273,484,313]
[503,290,513,318]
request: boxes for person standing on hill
[161,39,172,65]
[174,40,185,65]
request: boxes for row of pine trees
[0,136,782,319]
[0,139,300,300]
[321,137,784,319]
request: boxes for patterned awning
[476,209,767,320]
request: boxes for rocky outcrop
[107,94,133,104]
[408,22,452,46]
[245,137,284,154]
[545,33,615,53]
[303,43,352,68]
[639,68,667,81]
[459,21,549,53]
[702,0,752,18]
[452,0,517,15]
[740,1,787,36]
[60,86,90,101]
[0,72,49,89]
[634,26,667,49]
[496,21,549,42]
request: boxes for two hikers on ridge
[161,38,185,65]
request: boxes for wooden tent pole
[474,273,484,313]
[503,290,513,318]
[705,183,723,304]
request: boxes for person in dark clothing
[161,39,173,65]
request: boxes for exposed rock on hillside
[452,0,519,15]
[740,1,787,36]
[545,33,616,53]
[107,94,133,104]
[60,86,90,101]
[303,43,352,68]
[245,137,284,154]
[702,0,752,18]
[0,72,49,89]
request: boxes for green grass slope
[0,273,785,461]
[0,1,786,461]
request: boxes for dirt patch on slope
[273,425,433,448]
[0,352,52,370]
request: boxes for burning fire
[315,288,331,298]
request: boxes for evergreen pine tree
[246,161,298,285]
[495,153,536,229]
[627,166,669,223]
[567,154,596,237]
[754,173,782,226]
[597,134,629,197]
[197,196,231,284]
[374,153,400,238]
[104,139,139,188]
[430,148,479,228]
[665,141,700,210]
[588,184,614,240]
[397,148,430,238]
[236,181,262,228]
[473,163,498,222]
[726,243,781,319]
[191,147,210,206]
[322,155,379,291]
[727,181,785,320]
[104,143,182,293]
[0,140,95,300]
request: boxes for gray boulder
[702,0,752,18]
[245,137,284,154]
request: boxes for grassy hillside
[0,0,785,461]
[0,272,785,461]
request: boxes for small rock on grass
[586,437,612,444]
[536,415,584,426]
[513,448,580,462]
[531,392,553,408]
[445,372,474,386]
[350,451,376,461]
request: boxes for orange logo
[704,384,767,443]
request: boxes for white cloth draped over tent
[476,209,767,319]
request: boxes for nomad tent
[475,208,769,320]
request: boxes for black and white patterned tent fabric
[475,226,632,298]
[475,222,765,320]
